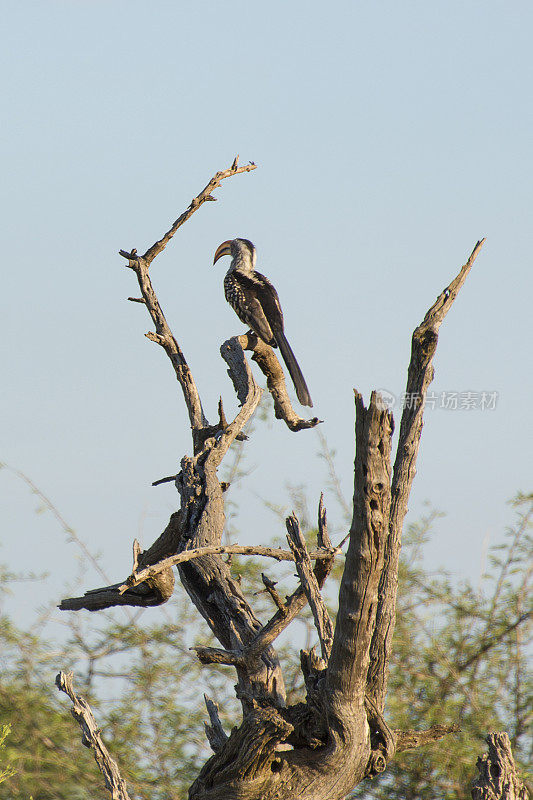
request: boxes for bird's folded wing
[243,294,275,345]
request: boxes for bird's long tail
[275,330,313,408]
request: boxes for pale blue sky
[2,0,531,629]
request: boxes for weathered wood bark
[57,161,485,800]
[472,733,529,800]
[56,672,132,800]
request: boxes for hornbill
[213,238,313,407]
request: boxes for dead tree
[472,733,530,800]
[58,157,485,800]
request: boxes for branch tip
[152,474,178,486]
[132,539,141,572]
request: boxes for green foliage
[0,725,16,785]
[0,593,225,800]
[1,452,530,799]
[350,494,532,800]
[0,625,100,799]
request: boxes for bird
[213,238,313,408]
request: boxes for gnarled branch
[56,672,131,800]
[395,722,461,752]
[239,333,321,431]
[58,167,486,800]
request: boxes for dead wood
[56,161,486,799]
[472,733,529,800]
[366,239,485,710]
[56,671,131,800]
[204,695,228,754]
[395,722,461,752]
[286,513,334,662]
[238,333,321,431]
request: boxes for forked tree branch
[118,542,340,595]
[118,156,257,451]
[237,500,337,661]
[286,514,334,661]
[192,501,337,669]
[213,336,262,462]
[60,512,183,611]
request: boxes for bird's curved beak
[213,240,232,265]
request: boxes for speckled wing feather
[224,267,313,407]
[224,271,275,345]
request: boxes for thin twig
[142,156,257,265]
[314,493,336,585]
[119,543,341,594]
[259,573,287,613]
[249,590,310,660]
[0,462,112,586]
[286,513,334,662]
[316,430,352,519]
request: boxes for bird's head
[213,238,256,270]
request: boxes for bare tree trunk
[58,159,485,800]
[472,733,529,800]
